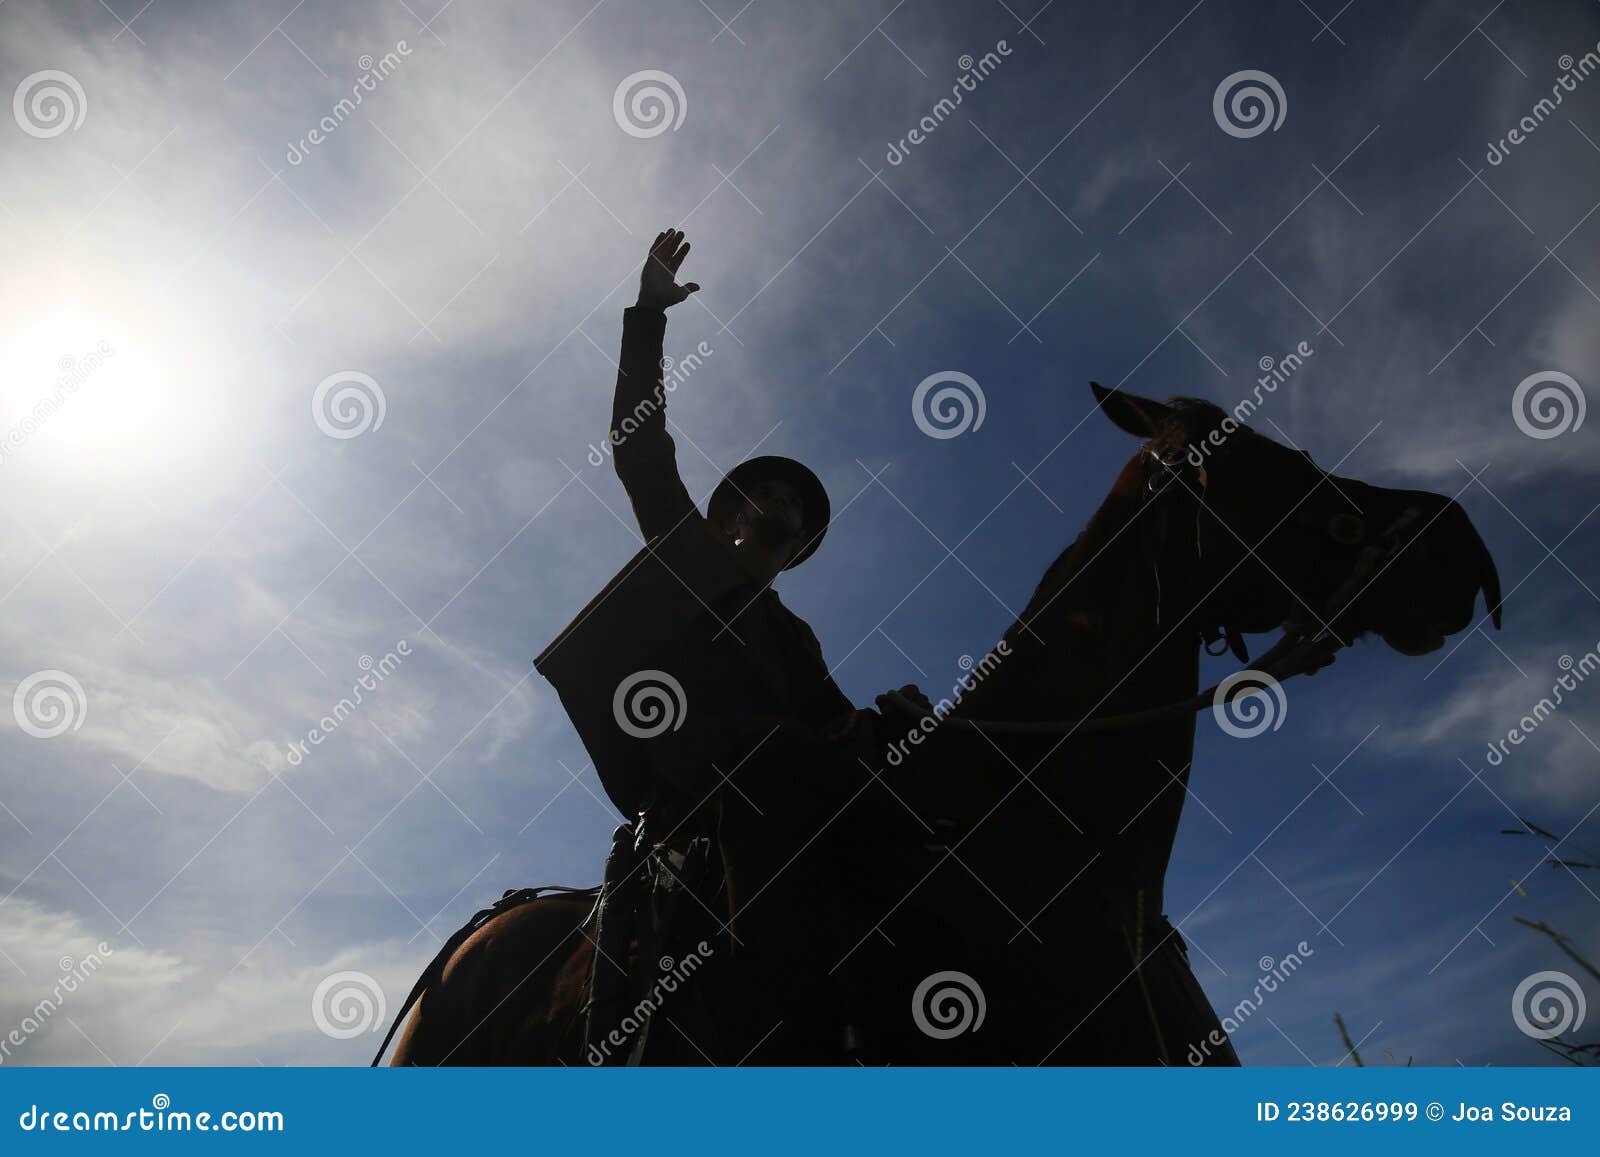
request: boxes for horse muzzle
[1329,483,1503,655]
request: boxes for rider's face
[731,480,805,562]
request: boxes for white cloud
[0,898,427,1065]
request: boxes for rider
[610,228,920,802]
[602,229,925,1060]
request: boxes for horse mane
[999,396,1226,649]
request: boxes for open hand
[876,684,935,721]
[637,228,700,310]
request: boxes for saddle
[586,810,729,1066]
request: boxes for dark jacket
[609,306,857,741]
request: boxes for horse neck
[958,457,1201,724]
[946,456,1203,912]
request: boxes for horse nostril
[1328,514,1365,545]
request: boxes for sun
[0,301,193,468]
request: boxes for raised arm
[610,229,702,541]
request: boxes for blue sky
[0,0,1597,1066]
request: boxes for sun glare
[0,301,198,468]
[0,262,252,489]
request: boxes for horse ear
[1090,382,1174,439]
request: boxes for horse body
[390,892,592,1065]
[870,447,1217,1064]
[389,387,1501,1066]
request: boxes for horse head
[1091,382,1503,659]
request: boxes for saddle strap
[370,883,601,1067]
[586,823,646,1066]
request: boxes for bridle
[884,434,1425,737]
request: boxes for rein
[886,502,1423,738]
[883,630,1332,737]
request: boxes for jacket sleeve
[787,610,858,721]
[610,306,698,540]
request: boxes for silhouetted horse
[386,385,1501,1066]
